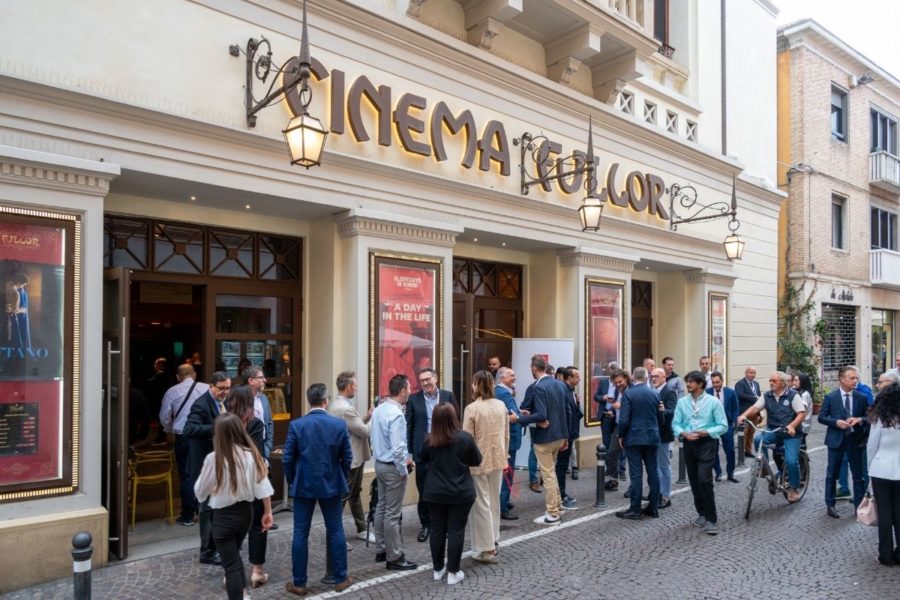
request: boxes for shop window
[643,101,657,125]
[871,207,897,250]
[822,303,856,371]
[871,108,898,155]
[872,309,894,382]
[831,195,847,250]
[831,85,847,141]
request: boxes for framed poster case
[583,278,625,427]
[709,293,728,382]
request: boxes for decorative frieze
[337,211,460,248]
[557,248,637,273]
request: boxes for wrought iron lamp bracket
[667,183,739,232]
[513,132,594,196]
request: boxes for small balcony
[869,151,900,195]
[871,248,900,287]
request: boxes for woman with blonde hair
[463,369,510,564]
[194,413,273,600]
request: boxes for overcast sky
[775,0,900,80]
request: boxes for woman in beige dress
[463,369,510,564]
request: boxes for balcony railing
[586,0,652,31]
[869,151,900,194]
[871,248,900,287]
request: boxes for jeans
[756,431,801,490]
[684,437,718,523]
[374,461,407,562]
[414,461,431,528]
[291,495,346,587]
[656,442,672,497]
[428,501,473,573]
[713,428,736,478]
[555,441,573,499]
[826,443,865,508]
[625,445,660,513]
[528,440,539,484]
[174,435,197,521]
[212,501,253,600]
[500,452,516,513]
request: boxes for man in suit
[183,370,231,565]
[243,365,275,460]
[283,383,353,595]
[602,369,630,490]
[708,372,740,483]
[615,367,662,519]
[818,365,871,517]
[592,361,617,423]
[406,367,458,542]
[650,368,677,508]
[557,367,585,510]
[734,366,762,458]
[509,355,569,525]
[495,367,521,520]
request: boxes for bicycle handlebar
[740,420,783,435]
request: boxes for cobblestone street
[5,430,897,600]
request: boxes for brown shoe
[285,581,308,596]
[787,488,801,504]
[334,577,353,593]
[529,482,542,493]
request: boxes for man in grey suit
[615,367,663,520]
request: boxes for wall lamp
[228,0,327,168]
[668,175,745,261]
[513,118,603,232]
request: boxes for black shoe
[269,522,279,531]
[658,498,672,509]
[714,475,722,482]
[501,512,519,520]
[176,517,195,527]
[615,510,643,520]
[619,473,627,481]
[727,476,739,483]
[374,552,386,563]
[640,507,659,519]
[321,575,337,585]
[199,552,222,566]
[417,527,429,543]
[386,555,418,571]
[605,480,619,491]
[827,506,841,519]
[507,503,514,510]
[623,489,630,498]
[745,451,755,459]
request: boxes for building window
[653,0,674,57]
[821,303,856,371]
[666,110,678,134]
[871,108,898,155]
[643,100,657,125]
[831,195,847,250]
[686,120,698,142]
[871,207,898,250]
[617,91,634,115]
[831,85,847,141]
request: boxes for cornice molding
[685,269,736,287]
[0,146,118,196]
[557,248,637,272]
[336,209,461,247]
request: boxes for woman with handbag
[867,382,900,566]
[194,413,273,599]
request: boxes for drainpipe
[720,0,727,156]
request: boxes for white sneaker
[447,570,465,585]
[357,530,376,543]
[532,513,561,525]
[433,567,446,581]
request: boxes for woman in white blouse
[194,413,274,599]
[868,383,900,567]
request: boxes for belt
[375,460,395,465]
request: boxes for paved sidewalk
[5,428,893,599]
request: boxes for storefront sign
[0,210,77,502]
[709,293,728,382]
[584,279,624,427]
[369,253,442,403]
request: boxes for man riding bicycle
[738,371,807,503]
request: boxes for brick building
[777,20,900,389]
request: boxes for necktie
[216,401,225,415]
[843,394,851,416]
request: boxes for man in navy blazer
[615,367,663,519]
[283,383,353,594]
[818,366,871,517]
[495,367,521,519]
[405,367,458,541]
[707,372,740,483]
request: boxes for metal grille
[821,303,856,371]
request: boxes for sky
[775,0,900,80]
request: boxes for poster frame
[708,292,729,383]
[583,277,626,428]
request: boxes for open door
[103,268,130,560]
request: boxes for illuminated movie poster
[0,215,72,497]
[585,279,624,426]
[709,293,728,382]
[371,254,441,402]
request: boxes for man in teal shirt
[672,370,728,535]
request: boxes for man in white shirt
[699,356,712,388]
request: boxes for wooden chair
[129,449,175,530]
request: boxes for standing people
[867,383,900,566]
[422,403,482,585]
[615,367,662,520]
[698,356,712,388]
[792,372,814,435]
[183,371,232,566]
[601,370,630,491]
[242,366,275,461]
[735,366,762,458]
[283,384,354,595]
[146,357,170,443]
[495,367,521,520]
[487,356,502,380]
[193,413,273,600]
[672,371,727,535]
[509,355,569,525]
[662,357,685,398]
[160,364,209,527]
[371,374,417,570]
[819,366,870,517]
[557,367,584,510]
[406,367,459,544]
[463,370,509,564]
[707,372,740,483]
[650,368,677,508]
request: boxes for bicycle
[741,421,810,520]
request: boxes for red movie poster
[376,263,437,398]
[587,281,623,424]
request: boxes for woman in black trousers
[868,383,900,566]
[194,413,273,599]
[421,403,482,586]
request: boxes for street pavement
[4,427,897,599]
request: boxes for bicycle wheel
[779,450,811,501]
[745,461,760,520]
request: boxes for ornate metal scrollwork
[667,181,740,232]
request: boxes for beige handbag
[857,490,877,526]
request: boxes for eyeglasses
[418,379,430,384]
[214,385,231,391]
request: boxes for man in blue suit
[283,383,353,595]
[615,367,663,519]
[818,365,871,518]
[495,367,521,520]
[707,372,740,483]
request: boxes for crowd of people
[149,351,900,598]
